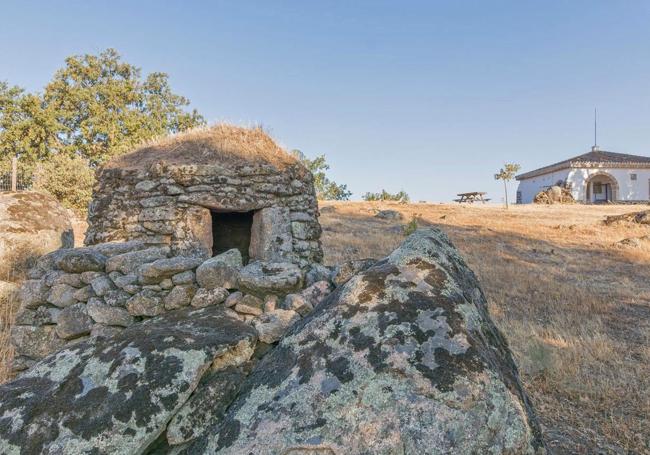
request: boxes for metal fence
[0,157,33,192]
[0,171,32,191]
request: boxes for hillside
[319,202,650,454]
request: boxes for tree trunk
[503,179,508,209]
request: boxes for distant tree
[362,189,410,203]
[291,150,351,200]
[494,163,521,209]
[0,48,204,213]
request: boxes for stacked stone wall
[85,161,322,266]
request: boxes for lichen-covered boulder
[0,306,257,455]
[195,249,242,290]
[331,258,376,286]
[187,228,545,454]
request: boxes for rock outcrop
[1,229,545,454]
[0,306,257,454]
[0,191,73,281]
[187,229,545,454]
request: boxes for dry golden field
[1,202,649,454]
[320,201,650,455]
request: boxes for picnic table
[454,192,490,203]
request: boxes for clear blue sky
[1,1,649,202]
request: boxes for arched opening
[585,172,619,203]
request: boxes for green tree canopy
[0,48,205,168]
[362,189,410,203]
[291,150,351,201]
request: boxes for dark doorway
[211,211,254,263]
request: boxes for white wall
[516,169,571,203]
[517,167,650,203]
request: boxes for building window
[631,173,637,181]
[593,182,603,194]
[516,191,522,204]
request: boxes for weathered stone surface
[138,256,204,284]
[196,249,242,290]
[249,207,294,261]
[17,279,49,309]
[86,299,134,327]
[55,303,94,339]
[80,271,105,285]
[105,246,170,274]
[191,287,229,308]
[282,293,312,316]
[164,284,198,310]
[126,290,164,317]
[187,229,545,454]
[238,261,303,297]
[72,285,95,302]
[172,270,195,285]
[305,263,334,287]
[234,294,264,316]
[331,258,376,286]
[46,283,78,308]
[90,274,115,296]
[111,272,138,289]
[252,309,300,344]
[166,367,246,445]
[0,192,73,279]
[90,240,147,257]
[103,289,131,307]
[90,324,124,339]
[14,306,60,326]
[10,325,65,360]
[224,291,243,308]
[50,272,84,288]
[54,247,107,273]
[283,280,333,316]
[0,306,257,455]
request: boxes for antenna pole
[594,108,597,147]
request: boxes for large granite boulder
[187,229,545,454]
[0,191,73,280]
[0,306,257,455]
[238,261,303,297]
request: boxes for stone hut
[85,124,322,267]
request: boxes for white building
[516,147,650,204]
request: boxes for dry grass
[104,123,298,170]
[319,202,650,454]
[0,284,17,384]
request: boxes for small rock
[46,284,78,308]
[191,287,229,308]
[253,309,300,343]
[138,256,204,284]
[195,249,243,290]
[160,278,174,290]
[172,270,195,285]
[224,291,243,308]
[51,273,84,288]
[80,271,105,285]
[263,295,278,313]
[90,240,147,257]
[126,290,164,317]
[54,248,107,273]
[103,289,131,307]
[55,303,94,339]
[305,263,333,287]
[90,275,115,297]
[105,246,170,274]
[14,306,61,326]
[111,273,138,289]
[10,325,64,360]
[72,285,95,302]
[238,261,303,297]
[164,285,197,310]
[17,280,49,309]
[235,295,264,316]
[87,299,134,327]
[283,294,312,317]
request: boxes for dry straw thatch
[105,124,298,170]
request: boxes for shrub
[403,215,420,236]
[33,154,95,216]
[363,189,410,203]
